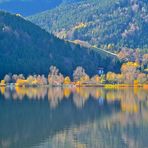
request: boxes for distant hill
[29,0,148,50]
[0,0,83,16]
[0,11,120,79]
[0,0,62,16]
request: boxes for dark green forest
[0,11,120,79]
[29,0,148,50]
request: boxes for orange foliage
[143,84,148,90]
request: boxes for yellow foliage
[106,72,116,82]
[16,79,27,86]
[121,103,138,113]
[15,87,27,96]
[134,80,138,86]
[0,87,5,94]
[0,80,5,86]
[74,23,87,30]
[134,62,140,67]
[122,62,139,71]
[106,92,116,101]
[32,80,38,85]
[64,76,71,84]
[80,75,89,82]
[63,88,71,98]
[79,90,89,100]
[76,81,81,86]
[76,86,80,93]
[116,74,124,83]
[107,44,113,49]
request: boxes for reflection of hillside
[0,96,119,148]
[47,112,148,148]
[46,102,148,148]
[0,88,148,147]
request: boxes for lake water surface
[0,87,148,148]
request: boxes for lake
[0,87,148,148]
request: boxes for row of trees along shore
[0,62,148,88]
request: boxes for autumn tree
[80,74,90,83]
[36,75,47,85]
[16,79,27,87]
[27,75,36,85]
[107,44,114,52]
[11,74,25,83]
[41,75,48,85]
[142,54,148,70]
[64,76,71,85]
[48,66,64,86]
[12,74,18,83]
[121,62,139,84]
[18,74,25,80]
[116,74,124,84]
[137,73,147,84]
[100,75,105,84]
[0,80,5,86]
[73,66,87,82]
[91,75,100,83]
[106,72,117,84]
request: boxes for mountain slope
[0,0,84,16]
[29,0,148,50]
[0,11,120,79]
[0,0,62,16]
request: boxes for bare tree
[48,66,64,86]
[4,74,11,84]
[73,66,87,82]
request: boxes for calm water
[0,87,148,148]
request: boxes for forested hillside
[0,11,120,79]
[29,0,148,50]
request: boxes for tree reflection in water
[0,87,148,148]
[0,87,147,111]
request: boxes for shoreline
[0,83,148,89]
